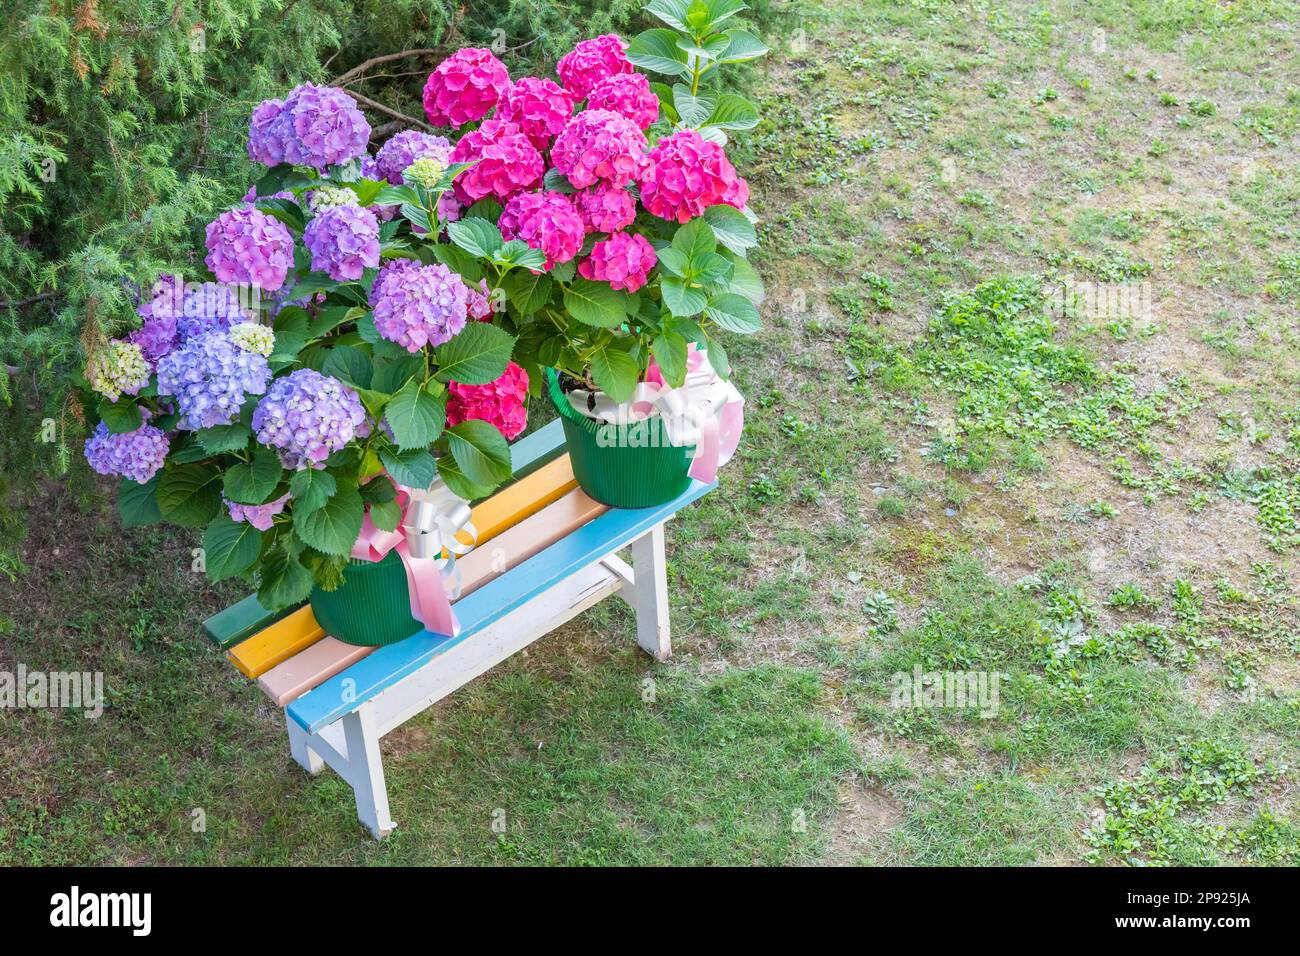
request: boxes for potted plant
[417,1,768,506]
[78,83,532,645]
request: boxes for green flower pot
[309,550,422,647]
[546,368,694,509]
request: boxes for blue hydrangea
[155,331,273,430]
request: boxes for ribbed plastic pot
[546,368,693,509]
[309,550,422,647]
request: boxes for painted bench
[203,419,714,838]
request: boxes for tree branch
[334,49,443,87]
[349,91,434,133]
[0,292,59,310]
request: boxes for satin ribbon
[350,476,476,637]
[567,345,744,483]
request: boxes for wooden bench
[203,420,714,838]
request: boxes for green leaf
[626,28,692,78]
[223,448,284,505]
[100,399,142,434]
[699,0,747,31]
[719,29,769,64]
[672,218,718,261]
[705,92,760,130]
[322,345,372,389]
[430,242,485,283]
[269,330,309,365]
[385,377,446,449]
[197,423,252,455]
[651,331,690,388]
[433,322,515,385]
[203,515,265,582]
[258,197,306,232]
[157,463,223,527]
[661,277,708,317]
[542,169,576,194]
[502,271,553,314]
[494,240,548,271]
[657,248,690,278]
[370,353,424,394]
[447,217,504,258]
[379,448,438,488]
[445,420,513,487]
[436,455,496,501]
[563,278,629,327]
[704,292,762,333]
[590,346,641,403]
[368,500,403,533]
[728,254,766,303]
[650,82,681,123]
[117,477,161,528]
[703,204,757,252]
[359,475,397,504]
[293,487,365,556]
[644,0,693,31]
[345,179,387,206]
[672,84,716,127]
[289,467,337,515]
[257,548,314,609]
[706,336,731,380]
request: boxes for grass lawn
[3,0,1300,865]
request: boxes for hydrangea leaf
[590,345,641,403]
[289,467,337,516]
[157,462,223,527]
[257,547,315,610]
[434,322,514,385]
[385,377,445,449]
[203,515,265,582]
[117,477,161,528]
[293,486,365,557]
[223,448,284,505]
[445,420,513,487]
[379,448,438,489]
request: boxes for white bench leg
[630,522,671,661]
[286,714,324,775]
[341,704,395,839]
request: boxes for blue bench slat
[202,420,567,645]
[287,478,715,734]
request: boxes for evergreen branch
[334,49,444,87]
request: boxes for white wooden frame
[286,519,673,838]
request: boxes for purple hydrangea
[227,492,290,531]
[303,204,381,281]
[253,368,369,469]
[247,98,287,167]
[84,422,169,484]
[205,207,295,291]
[369,259,469,352]
[280,84,371,171]
[137,274,186,322]
[129,315,179,365]
[375,131,453,185]
[155,331,273,430]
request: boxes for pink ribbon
[351,485,460,638]
[644,345,745,484]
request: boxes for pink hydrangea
[550,109,647,189]
[572,182,637,233]
[585,73,659,130]
[578,231,657,292]
[448,119,544,203]
[556,34,633,100]
[638,129,744,223]
[466,279,494,320]
[204,206,295,291]
[423,48,511,128]
[498,191,585,270]
[493,77,575,149]
[446,361,529,440]
[227,493,290,531]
